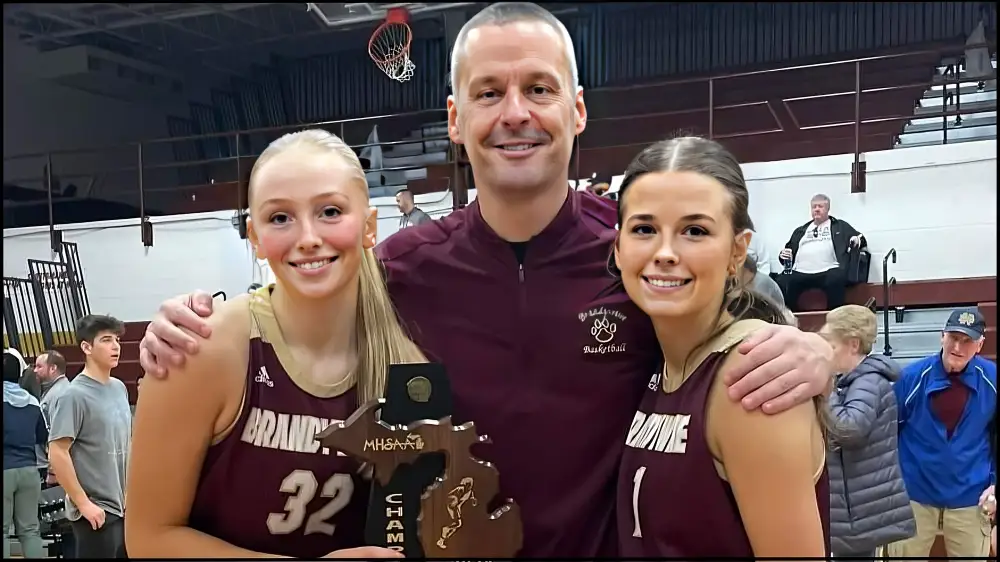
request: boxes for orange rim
[368,20,412,65]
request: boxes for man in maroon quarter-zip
[137,3,835,558]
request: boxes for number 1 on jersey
[632,466,646,538]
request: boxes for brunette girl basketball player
[125,130,421,558]
[611,137,830,558]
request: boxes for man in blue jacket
[888,308,996,559]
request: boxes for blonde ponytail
[354,248,427,404]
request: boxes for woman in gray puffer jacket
[821,305,915,560]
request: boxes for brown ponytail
[616,136,830,434]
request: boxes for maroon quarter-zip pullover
[377,189,660,558]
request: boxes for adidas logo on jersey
[255,366,274,388]
[647,371,661,391]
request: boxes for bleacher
[797,292,995,361]
[874,307,973,367]
[367,121,451,198]
[896,54,997,148]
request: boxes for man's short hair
[450,2,579,95]
[76,314,125,344]
[811,193,831,204]
[19,367,41,399]
[396,188,412,199]
[40,350,66,374]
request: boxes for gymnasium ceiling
[3,3,476,76]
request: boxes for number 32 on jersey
[267,470,354,536]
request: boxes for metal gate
[58,241,91,317]
[2,240,92,358]
[2,276,52,357]
[27,259,84,348]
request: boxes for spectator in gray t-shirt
[36,350,71,481]
[48,314,131,558]
[396,188,432,229]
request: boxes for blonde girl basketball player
[125,130,421,558]
[611,137,830,558]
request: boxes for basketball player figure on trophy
[437,476,477,549]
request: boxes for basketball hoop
[369,8,415,82]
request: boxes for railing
[882,248,898,356]
[59,242,90,315]
[2,42,995,241]
[27,258,83,347]
[574,40,996,180]
[1,242,91,358]
[3,107,454,242]
[3,277,48,357]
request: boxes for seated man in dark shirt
[777,194,864,312]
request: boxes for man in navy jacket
[889,308,996,559]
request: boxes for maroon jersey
[617,324,830,558]
[187,298,368,558]
[377,190,660,557]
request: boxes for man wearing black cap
[888,308,996,559]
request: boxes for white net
[370,22,416,82]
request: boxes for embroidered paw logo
[591,316,617,344]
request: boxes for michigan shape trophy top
[317,397,523,558]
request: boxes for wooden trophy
[317,364,522,558]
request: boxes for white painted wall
[3,140,996,324]
[3,212,256,323]
[742,140,996,282]
[386,140,997,284]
